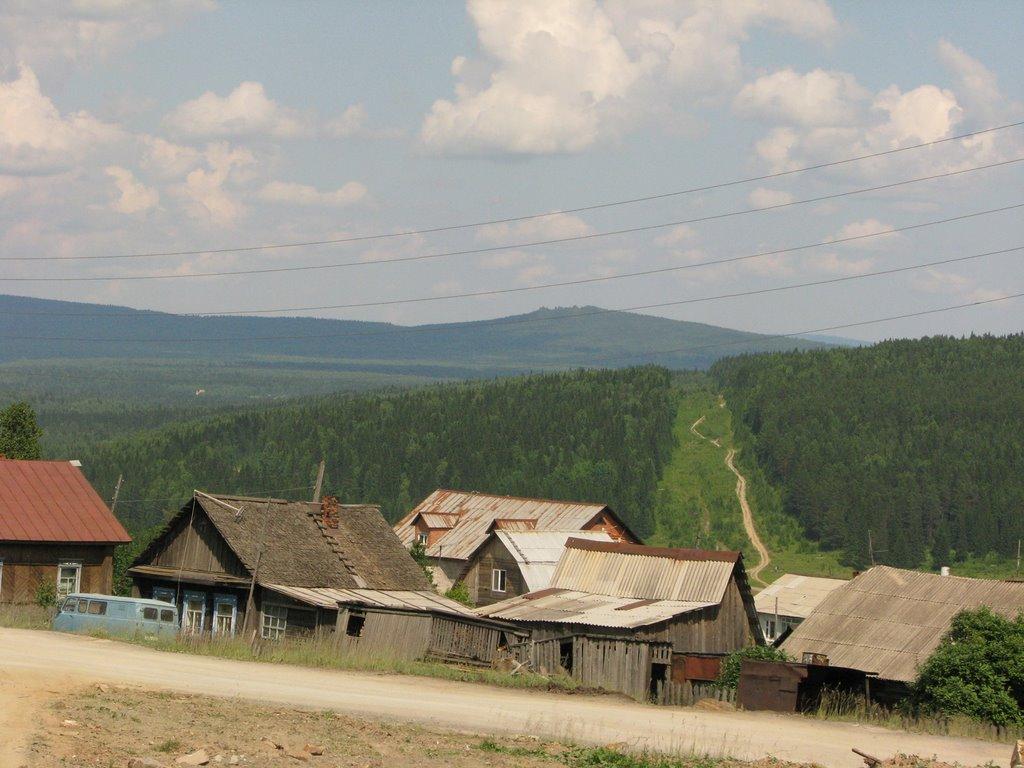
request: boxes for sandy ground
[0,628,1008,768]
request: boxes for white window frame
[57,561,82,598]
[182,590,206,634]
[212,594,238,636]
[417,531,428,546]
[261,603,288,640]
[491,568,507,593]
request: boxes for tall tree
[0,401,43,460]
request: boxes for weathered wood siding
[0,543,115,603]
[149,510,247,577]
[637,576,756,654]
[531,635,670,701]
[470,537,527,606]
[335,607,433,660]
[427,616,512,664]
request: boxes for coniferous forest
[712,334,1024,568]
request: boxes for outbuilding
[754,573,847,644]
[477,538,762,702]
[0,459,130,603]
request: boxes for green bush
[716,645,790,689]
[913,608,1024,726]
[35,579,57,608]
[444,582,472,606]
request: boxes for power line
[592,291,1024,364]
[5,120,1022,263]
[4,241,1019,344]
[3,158,1021,282]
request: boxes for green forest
[712,334,1024,569]
[74,367,677,538]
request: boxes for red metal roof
[0,460,131,544]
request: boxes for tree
[0,402,43,460]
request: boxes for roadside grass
[88,629,581,694]
[808,688,1021,744]
[0,604,54,630]
[477,739,772,767]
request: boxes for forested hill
[0,294,823,371]
[79,367,677,538]
[712,334,1024,569]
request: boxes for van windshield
[62,598,78,613]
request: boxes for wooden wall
[468,537,528,606]
[638,576,757,654]
[531,635,670,701]
[335,607,433,660]
[0,543,115,603]
[148,508,248,577]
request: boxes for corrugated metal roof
[0,459,130,544]
[394,489,618,561]
[754,573,848,619]
[549,539,737,603]
[497,530,613,591]
[418,513,459,529]
[264,585,481,618]
[782,566,1024,682]
[475,588,715,628]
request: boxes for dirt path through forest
[725,447,770,587]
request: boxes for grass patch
[155,739,182,753]
[95,630,578,694]
[476,740,785,768]
[0,604,54,630]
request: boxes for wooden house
[393,489,639,599]
[0,459,130,603]
[477,538,762,702]
[129,492,523,663]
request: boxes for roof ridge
[427,488,607,509]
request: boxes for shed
[477,538,762,701]
[393,489,639,593]
[0,459,130,603]
[782,565,1024,691]
[754,573,847,644]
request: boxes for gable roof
[754,573,848,619]
[477,538,750,629]
[135,492,430,591]
[0,459,130,544]
[496,530,613,592]
[781,565,1024,682]
[394,489,632,561]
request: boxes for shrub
[716,645,790,689]
[35,579,57,608]
[913,607,1024,727]
[409,540,435,587]
[444,582,472,606]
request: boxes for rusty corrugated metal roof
[263,585,481,618]
[394,489,622,561]
[754,573,848,619]
[549,539,737,602]
[475,588,715,628]
[781,566,1024,682]
[0,459,130,544]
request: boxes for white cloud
[871,84,962,146]
[178,142,257,226]
[936,39,1008,124]
[165,81,310,139]
[911,268,1002,304]
[654,225,696,247]
[257,180,367,207]
[833,218,895,243]
[0,1,214,72]
[325,104,367,138]
[105,165,159,213]
[421,0,838,155]
[0,65,121,173]
[748,187,794,208]
[475,212,592,243]
[734,68,869,126]
[140,135,201,178]
[809,252,875,276]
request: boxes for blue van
[52,593,179,638]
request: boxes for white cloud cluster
[105,165,159,213]
[421,0,838,155]
[257,180,367,207]
[734,68,868,126]
[165,81,311,139]
[0,65,121,172]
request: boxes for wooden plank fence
[656,679,735,707]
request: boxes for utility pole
[1017,539,1021,576]
[868,529,875,567]
[312,460,326,503]
[110,474,123,514]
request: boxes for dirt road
[726,447,771,586]
[0,628,1005,768]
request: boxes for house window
[417,531,428,546]
[57,562,82,598]
[152,587,175,604]
[764,619,777,641]
[182,591,206,634]
[262,604,288,640]
[491,568,507,593]
[213,594,237,636]
[345,612,366,637]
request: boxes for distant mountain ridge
[0,294,826,371]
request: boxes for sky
[1,0,1022,342]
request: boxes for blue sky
[1,0,1021,341]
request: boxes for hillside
[71,367,677,537]
[712,334,1024,570]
